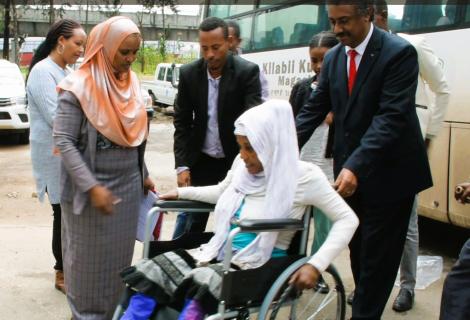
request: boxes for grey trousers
[399,197,419,291]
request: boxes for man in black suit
[292,2,432,319]
[172,17,262,237]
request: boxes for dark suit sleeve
[173,67,192,168]
[295,59,332,149]
[343,44,419,178]
[289,81,303,117]
[242,64,262,109]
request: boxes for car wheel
[18,129,30,145]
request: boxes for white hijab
[190,99,300,269]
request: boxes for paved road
[0,115,467,319]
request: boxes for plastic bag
[395,255,443,290]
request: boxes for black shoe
[392,288,414,312]
[347,291,354,305]
[313,276,330,294]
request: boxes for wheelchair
[113,200,346,320]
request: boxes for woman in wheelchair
[120,100,358,320]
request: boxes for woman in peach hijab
[53,16,154,319]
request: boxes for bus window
[228,4,254,16]
[230,15,253,52]
[436,1,458,26]
[208,4,229,18]
[258,1,288,8]
[388,4,459,32]
[465,3,470,22]
[208,2,254,19]
[252,4,323,50]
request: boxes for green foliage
[132,45,195,76]
[134,46,165,75]
[158,34,167,61]
[140,0,178,13]
[100,0,123,18]
[20,66,28,80]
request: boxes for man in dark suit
[292,2,432,319]
[172,17,262,237]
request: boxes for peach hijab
[58,16,148,147]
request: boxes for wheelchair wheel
[258,257,345,320]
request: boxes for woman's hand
[289,264,320,291]
[89,185,118,215]
[143,177,155,195]
[159,189,179,200]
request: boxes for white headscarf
[190,99,300,269]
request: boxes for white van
[0,60,29,144]
[141,63,181,107]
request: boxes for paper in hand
[136,190,159,242]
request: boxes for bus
[204,1,470,229]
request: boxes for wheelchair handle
[142,200,216,259]
[155,199,216,211]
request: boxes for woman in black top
[289,31,338,293]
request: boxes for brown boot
[55,270,66,294]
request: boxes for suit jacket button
[345,132,350,137]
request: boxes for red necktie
[348,49,358,95]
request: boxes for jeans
[172,211,209,239]
[399,197,419,292]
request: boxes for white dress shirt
[345,23,374,76]
[201,70,225,158]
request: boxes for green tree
[140,0,178,54]
[2,0,11,60]
[100,0,122,18]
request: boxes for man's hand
[325,112,334,126]
[455,182,470,204]
[89,185,118,215]
[334,168,358,198]
[177,170,191,187]
[289,264,321,291]
[159,189,179,200]
[143,177,155,195]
